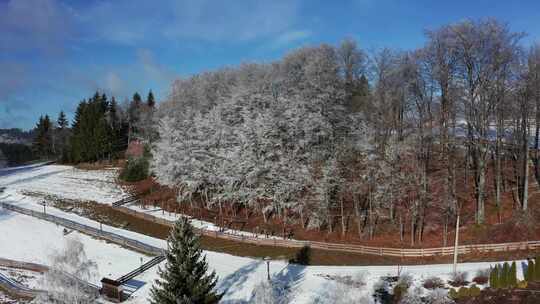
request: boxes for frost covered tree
[34,238,98,304]
[150,217,222,304]
[153,43,371,230]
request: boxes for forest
[152,18,540,247]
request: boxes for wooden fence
[114,206,540,258]
[3,200,539,258]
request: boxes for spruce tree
[510,261,517,287]
[531,257,540,281]
[525,260,533,281]
[147,90,155,107]
[150,218,222,304]
[57,111,68,130]
[489,266,495,288]
[491,265,499,289]
[501,262,510,288]
[133,92,142,106]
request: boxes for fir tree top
[57,111,68,129]
[150,217,222,304]
[133,92,142,105]
[147,90,155,107]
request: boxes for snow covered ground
[0,164,528,303]
[0,267,43,290]
[0,163,128,204]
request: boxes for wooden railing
[3,200,539,258]
[112,205,540,257]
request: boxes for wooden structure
[110,202,540,258]
[101,278,123,303]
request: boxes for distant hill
[0,128,34,145]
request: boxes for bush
[289,245,311,265]
[473,268,490,285]
[449,271,468,287]
[120,157,149,182]
[469,284,481,297]
[397,273,414,288]
[398,287,423,304]
[393,283,409,302]
[425,289,454,304]
[448,288,458,300]
[517,280,528,289]
[472,276,488,285]
[457,287,470,299]
[423,276,445,289]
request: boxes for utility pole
[453,214,460,274]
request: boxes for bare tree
[35,238,98,304]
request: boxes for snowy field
[0,164,526,303]
[0,163,128,204]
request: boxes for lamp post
[263,256,271,281]
[453,214,460,274]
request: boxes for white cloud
[73,0,301,45]
[271,30,312,49]
[0,0,75,53]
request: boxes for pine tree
[133,92,142,106]
[501,262,510,288]
[150,218,222,304]
[510,261,517,287]
[33,115,53,158]
[57,111,68,130]
[147,90,155,107]
[494,265,500,289]
[531,257,540,281]
[525,260,534,281]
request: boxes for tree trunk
[476,156,486,225]
[523,142,529,211]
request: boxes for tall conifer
[150,218,222,304]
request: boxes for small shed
[101,278,123,302]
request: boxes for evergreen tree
[33,115,53,158]
[489,266,497,288]
[501,262,510,288]
[525,260,534,281]
[535,256,540,281]
[150,218,222,304]
[133,92,142,106]
[57,111,68,130]
[147,90,155,107]
[67,93,113,163]
[510,261,517,287]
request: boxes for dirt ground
[127,165,540,252]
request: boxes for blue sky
[1,0,539,130]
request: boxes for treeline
[0,128,36,166]
[153,18,540,245]
[32,90,157,164]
